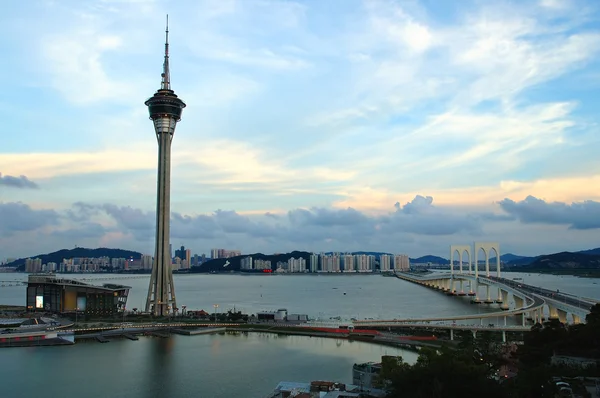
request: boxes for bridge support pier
[572,314,582,324]
[468,280,475,296]
[472,330,477,339]
[484,285,494,304]
[450,329,454,341]
[557,309,568,324]
[500,290,509,310]
[495,287,503,303]
[514,296,524,309]
[502,331,506,343]
[548,305,559,320]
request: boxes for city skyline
[1,0,600,259]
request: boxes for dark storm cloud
[5,194,515,250]
[102,204,155,231]
[171,212,218,239]
[0,202,58,236]
[75,203,280,241]
[67,202,100,221]
[382,195,481,235]
[498,195,600,229]
[0,173,39,189]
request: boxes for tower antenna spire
[161,14,171,90]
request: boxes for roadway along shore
[71,323,445,350]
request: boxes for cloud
[2,193,600,259]
[0,202,59,236]
[381,196,481,236]
[498,195,600,229]
[0,173,39,189]
[53,222,109,239]
[0,149,156,179]
[3,0,600,258]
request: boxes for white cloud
[2,0,600,257]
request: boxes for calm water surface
[2,332,416,398]
[1,271,598,397]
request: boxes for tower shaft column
[146,131,176,316]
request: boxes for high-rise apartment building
[25,258,42,273]
[142,255,153,270]
[210,248,242,259]
[380,254,391,271]
[309,253,319,273]
[288,257,306,273]
[240,256,253,270]
[319,254,341,272]
[342,254,355,272]
[185,249,191,268]
[393,254,410,271]
[254,259,272,270]
[355,254,374,272]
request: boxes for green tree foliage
[509,304,600,397]
[382,304,600,398]
[382,346,506,398]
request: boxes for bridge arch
[474,242,500,278]
[450,245,471,274]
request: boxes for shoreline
[1,322,445,351]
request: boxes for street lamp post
[75,307,79,327]
[213,304,219,322]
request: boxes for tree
[382,346,507,398]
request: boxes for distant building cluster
[21,243,214,273]
[239,253,410,273]
[17,245,411,274]
[24,256,145,273]
[210,248,242,259]
[240,257,271,270]
[276,257,307,273]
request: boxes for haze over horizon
[1,0,600,259]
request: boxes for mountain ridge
[3,247,599,271]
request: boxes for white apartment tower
[309,253,319,273]
[380,254,391,271]
[393,254,410,271]
[240,256,253,270]
[342,254,355,272]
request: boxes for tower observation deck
[145,15,186,316]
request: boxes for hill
[189,251,312,273]
[578,247,600,256]
[504,247,600,266]
[411,255,449,264]
[4,247,143,271]
[490,253,532,263]
[523,251,600,270]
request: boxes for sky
[1,0,600,260]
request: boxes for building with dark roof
[26,274,130,316]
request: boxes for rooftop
[27,274,131,291]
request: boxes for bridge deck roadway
[354,272,545,325]
[353,321,530,333]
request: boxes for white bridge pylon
[449,242,501,303]
[450,245,472,295]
